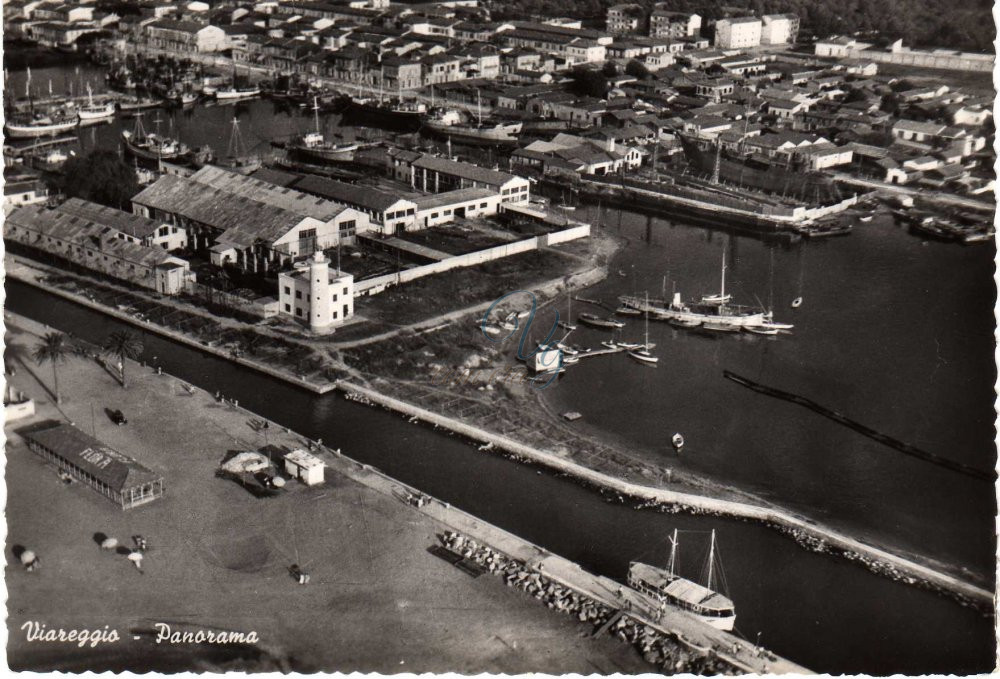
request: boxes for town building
[760,14,799,45]
[21,421,165,510]
[56,197,187,250]
[131,167,371,271]
[278,250,354,332]
[649,9,699,38]
[5,204,193,294]
[606,4,643,35]
[3,176,49,212]
[713,17,761,49]
[405,154,531,203]
[145,19,227,52]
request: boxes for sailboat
[76,83,116,122]
[701,248,732,305]
[558,295,577,331]
[628,292,659,364]
[5,70,78,138]
[121,113,188,161]
[220,116,262,174]
[627,529,736,631]
[287,96,359,164]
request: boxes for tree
[568,67,608,99]
[625,59,652,80]
[102,330,144,388]
[33,332,77,403]
[59,150,140,211]
[601,61,619,78]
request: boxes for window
[333,293,338,301]
[295,290,302,299]
[480,202,488,208]
[333,311,338,319]
[343,287,348,295]
[295,307,302,317]
[284,286,291,295]
[284,303,291,312]
[431,212,439,219]
[339,220,356,236]
[299,228,317,240]
[343,303,349,317]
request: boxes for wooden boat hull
[5,119,79,138]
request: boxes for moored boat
[627,529,736,631]
[578,313,625,330]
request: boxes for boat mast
[720,248,726,300]
[706,529,716,589]
[476,88,482,125]
[644,291,650,349]
[668,528,678,576]
[313,95,321,135]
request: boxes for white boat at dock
[5,115,79,138]
[215,85,260,100]
[628,292,659,364]
[76,84,116,121]
[628,529,736,631]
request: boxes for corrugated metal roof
[291,175,406,212]
[58,197,165,239]
[189,166,348,222]
[22,421,162,492]
[411,154,518,187]
[132,173,314,245]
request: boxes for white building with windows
[278,250,354,333]
[713,17,761,49]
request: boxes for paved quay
[4,313,654,674]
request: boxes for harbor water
[538,205,996,582]
[5,61,996,674]
[6,277,995,675]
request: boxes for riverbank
[337,380,994,611]
[3,314,642,673]
[7,255,993,610]
[4,311,802,674]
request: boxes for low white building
[284,449,325,485]
[278,250,354,333]
[412,187,502,228]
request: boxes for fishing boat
[579,313,625,330]
[121,113,188,161]
[215,83,260,100]
[600,340,617,349]
[555,342,578,355]
[346,80,425,132]
[287,97,359,164]
[627,529,736,631]
[791,297,803,308]
[5,114,78,138]
[422,99,522,145]
[76,84,116,122]
[118,94,161,113]
[619,255,785,330]
[668,318,701,329]
[616,306,642,316]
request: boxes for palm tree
[33,332,76,403]
[102,330,144,388]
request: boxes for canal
[6,280,994,675]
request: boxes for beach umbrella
[101,537,118,550]
[19,550,36,565]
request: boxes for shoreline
[7,261,994,611]
[4,310,803,675]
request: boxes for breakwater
[724,370,995,481]
[336,380,994,610]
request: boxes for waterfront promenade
[4,312,656,673]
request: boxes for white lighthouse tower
[308,250,332,334]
